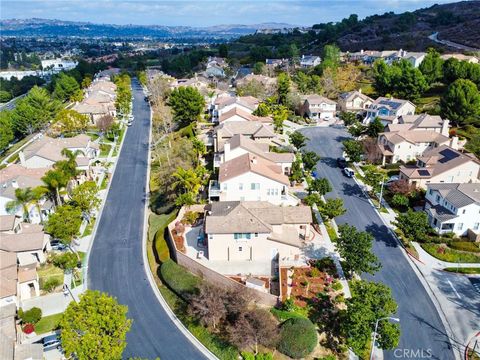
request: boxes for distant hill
[0,18,297,40]
[230,1,480,55]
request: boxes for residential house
[440,54,479,64]
[211,95,260,122]
[300,55,321,68]
[377,130,454,165]
[236,74,277,89]
[301,95,337,121]
[338,89,374,113]
[403,52,426,68]
[399,145,480,189]
[19,134,99,170]
[0,165,53,223]
[425,183,480,239]
[204,201,312,275]
[213,121,276,152]
[386,114,450,135]
[205,65,226,78]
[0,250,18,307]
[210,153,296,205]
[72,102,115,125]
[364,97,416,124]
[266,58,288,68]
[221,134,294,174]
[219,107,272,124]
[207,57,227,68]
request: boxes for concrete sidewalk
[20,287,83,316]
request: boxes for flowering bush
[23,323,35,334]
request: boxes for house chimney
[251,157,257,165]
[11,180,18,189]
[441,119,450,137]
[358,88,362,94]
[450,136,459,150]
[360,49,364,54]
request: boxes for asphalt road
[300,126,455,360]
[88,79,206,359]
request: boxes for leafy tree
[277,73,290,105]
[289,131,308,149]
[253,62,265,75]
[303,192,322,207]
[342,139,363,162]
[278,317,317,359]
[45,204,82,244]
[318,198,346,221]
[465,134,480,157]
[0,90,12,102]
[301,150,320,173]
[342,280,400,355]
[168,86,205,127]
[5,187,34,222]
[218,44,228,58]
[272,106,288,133]
[394,209,431,242]
[11,86,61,136]
[188,282,227,330]
[81,76,92,89]
[308,177,332,195]
[367,117,384,138]
[51,109,89,135]
[18,307,42,324]
[388,179,414,196]
[391,194,409,208]
[339,111,358,126]
[237,79,267,99]
[0,110,14,150]
[228,308,279,355]
[53,73,81,102]
[336,224,381,275]
[289,157,304,184]
[60,290,132,360]
[70,181,100,215]
[42,169,69,206]
[43,278,61,292]
[322,44,341,71]
[362,164,384,193]
[53,252,78,270]
[440,79,480,127]
[171,167,202,195]
[419,48,444,84]
[373,59,400,96]
[191,137,206,166]
[348,123,367,138]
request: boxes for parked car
[386,175,399,184]
[127,121,133,127]
[337,157,347,169]
[343,168,355,178]
[50,240,67,251]
[41,334,61,351]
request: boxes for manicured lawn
[37,263,64,287]
[325,221,337,241]
[100,176,108,190]
[421,243,480,263]
[35,313,63,334]
[99,143,111,157]
[443,267,480,274]
[82,221,94,237]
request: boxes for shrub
[42,278,61,292]
[160,259,200,299]
[241,351,273,360]
[278,317,317,358]
[183,211,199,225]
[449,241,480,253]
[309,267,321,278]
[52,252,78,270]
[18,307,42,324]
[23,323,35,334]
[391,194,409,207]
[332,280,343,291]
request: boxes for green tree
[0,90,12,102]
[253,62,265,75]
[278,318,317,359]
[218,44,229,58]
[272,106,288,133]
[322,44,340,71]
[60,290,132,360]
[419,48,444,85]
[362,164,384,193]
[348,123,367,137]
[70,181,100,215]
[336,224,380,275]
[53,252,78,270]
[0,110,14,151]
[465,134,480,157]
[339,111,358,127]
[11,86,61,136]
[303,192,322,206]
[308,177,332,195]
[394,209,431,242]
[367,117,384,138]
[392,59,428,100]
[168,86,205,127]
[289,131,308,150]
[373,59,399,96]
[342,139,363,162]
[318,198,346,221]
[53,73,81,102]
[301,150,320,173]
[342,280,400,355]
[391,194,409,208]
[277,73,290,105]
[440,79,480,127]
[191,137,206,166]
[289,157,304,184]
[45,204,82,244]
[52,109,89,135]
[18,307,42,324]
[5,187,34,222]
[81,76,92,89]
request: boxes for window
[238,246,243,252]
[254,233,258,237]
[429,189,433,195]
[234,233,251,240]
[462,209,466,214]
[457,223,463,230]
[251,183,260,190]
[239,183,243,190]
[223,183,228,190]
[474,223,479,230]
[436,195,440,202]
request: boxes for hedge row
[448,241,480,253]
[160,259,200,299]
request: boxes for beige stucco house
[364,97,416,125]
[399,146,480,189]
[213,121,276,153]
[338,89,374,113]
[301,95,337,121]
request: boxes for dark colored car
[42,334,61,351]
[337,157,347,169]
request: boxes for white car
[343,168,355,178]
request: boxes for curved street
[300,126,456,360]
[88,79,207,359]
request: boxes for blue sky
[1,0,457,27]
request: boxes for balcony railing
[209,180,221,198]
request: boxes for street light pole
[370,317,400,360]
[378,174,386,210]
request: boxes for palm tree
[6,187,34,222]
[191,137,206,166]
[31,186,49,223]
[41,169,69,206]
[171,167,202,195]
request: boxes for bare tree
[148,76,171,106]
[362,137,382,164]
[96,114,114,133]
[188,283,227,331]
[389,179,415,196]
[228,308,280,354]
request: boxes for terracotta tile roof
[381,130,449,145]
[219,107,272,123]
[219,153,289,185]
[228,134,294,164]
[18,267,37,283]
[0,164,49,183]
[0,231,46,252]
[0,251,17,298]
[216,121,275,139]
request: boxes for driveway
[300,126,456,360]
[88,79,207,359]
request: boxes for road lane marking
[447,280,461,299]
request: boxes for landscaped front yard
[420,243,480,263]
[38,262,64,293]
[35,313,63,334]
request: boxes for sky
[1,0,458,27]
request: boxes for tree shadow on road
[334,135,350,144]
[365,222,399,248]
[320,156,338,169]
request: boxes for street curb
[350,174,462,360]
[140,83,218,360]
